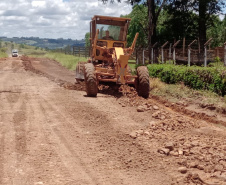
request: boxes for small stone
[165,142,174,151]
[188,162,197,168]
[214,164,224,172]
[165,103,170,107]
[170,151,179,156]
[35,182,44,185]
[215,174,226,182]
[153,105,159,110]
[197,165,204,170]
[152,111,161,118]
[158,148,170,155]
[178,167,187,174]
[204,165,213,173]
[178,150,183,155]
[149,121,156,127]
[144,131,150,136]
[191,141,199,147]
[160,115,166,120]
[136,130,144,136]
[129,131,137,139]
[137,106,145,112]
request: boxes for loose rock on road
[0,56,225,185]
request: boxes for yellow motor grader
[75,15,150,98]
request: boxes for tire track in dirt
[0,131,5,184]
[0,59,31,184]
[23,93,96,184]
[13,102,27,161]
[38,96,105,184]
[0,91,27,184]
[37,91,173,185]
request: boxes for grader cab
[75,15,150,98]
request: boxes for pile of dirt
[21,55,85,91]
[130,105,226,184]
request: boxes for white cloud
[32,1,46,8]
[0,0,132,39]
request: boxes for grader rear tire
[137,66,150,98]
[84,63,97,97]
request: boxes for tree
[197,0,225,49]
[124,4,148,48]
[168,0,225,50]
[85,32,90,47]
[164,2,198,40]
[100,0,168,62]
[207,15,226,47]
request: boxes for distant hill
[0,36,85,49]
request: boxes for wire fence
[65,39,226,67]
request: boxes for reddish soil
[0,56,225,185]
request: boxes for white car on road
[12,49,18,57]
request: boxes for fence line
[67,39,226,67]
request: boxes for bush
[0,47,8,58]
[147,64,226,96]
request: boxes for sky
[0,0,132,40]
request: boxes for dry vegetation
[150,78,226,113]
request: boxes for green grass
[0,47,8,58]
[0,51,8,58]
[13,43,87,70]
[27,51,87,71]
[43,52,87,70]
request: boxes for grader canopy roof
[91,15,131,42]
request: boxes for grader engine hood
[114,47,130,84]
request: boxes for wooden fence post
[173,40,180,64]
[188,39,197,66]
[151,42,158,64]
[224,42,226,66]
[183,37,186,57]
[188,47,191,66]
[161,41,169,63]
[169,43,172,63]
[143,49,145,65]
[151,48,154,64]
[204,38,213,67]
[204,46,207,67]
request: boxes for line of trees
[99,0,225,62]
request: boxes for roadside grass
[150,77,226,110]
[20,47,47,56]
[43,52,87,70]
[27,51,87,71]
[0,49,8,58]
[14,43,87,70]
[0,52,8,58]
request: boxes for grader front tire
[137,66,150,98]
[84,63,98,97]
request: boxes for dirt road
[0,56,226,185]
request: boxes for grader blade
[115,48,130,84]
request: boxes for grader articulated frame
[75,15,150,98]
